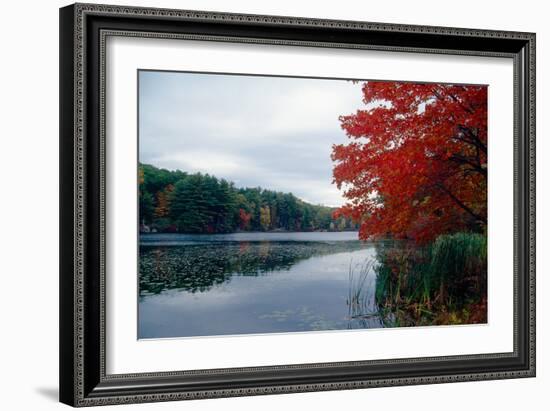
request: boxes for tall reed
[374,232,487,326]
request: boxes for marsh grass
[375,233,487,326]
[347,259,376,318]
[346,259,384,328]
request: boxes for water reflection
[346,259,384,329]
[139,233,384,338]
[140,240,370,295]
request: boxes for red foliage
[238,208,252,230]
[332,82,487,243]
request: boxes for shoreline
[140,230,360,235]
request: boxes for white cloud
[151,150,251,177]
[139,71,366,206]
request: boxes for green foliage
[374,232,487,326]
[430,232,487,300]
[139,190,154,224]
[170,175,213,233]
[140,163,186,194]
[139,163,358,234]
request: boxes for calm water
[139,232,384,338]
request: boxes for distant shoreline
[140,229,360,235]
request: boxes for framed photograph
[59,3,536,407]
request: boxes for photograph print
[138,70,488,339]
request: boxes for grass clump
[375,233,487,327]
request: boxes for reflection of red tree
[238,208,252,230]
[332,82,487,243]
[239,241,250,255]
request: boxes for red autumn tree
[238,208,252,230]
[332,81,487,243]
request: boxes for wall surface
[0,0,546,410]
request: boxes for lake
[139,231,385,338]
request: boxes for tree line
[139,164,357,234]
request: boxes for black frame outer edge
[60,3,76,407]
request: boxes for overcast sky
[139,71,365,207]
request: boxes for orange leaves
[154,184,174,218]
[332,81,488,243]
[238,208,252,230]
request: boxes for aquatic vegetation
[346,259,384,329]
[138,232,486,337]
[139,239,370,295]
[374,233,487,326]
[138,234,379,338]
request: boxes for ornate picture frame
[59,3,535,407]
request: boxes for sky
[138,71,366,207]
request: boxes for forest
[139,163,357,234]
